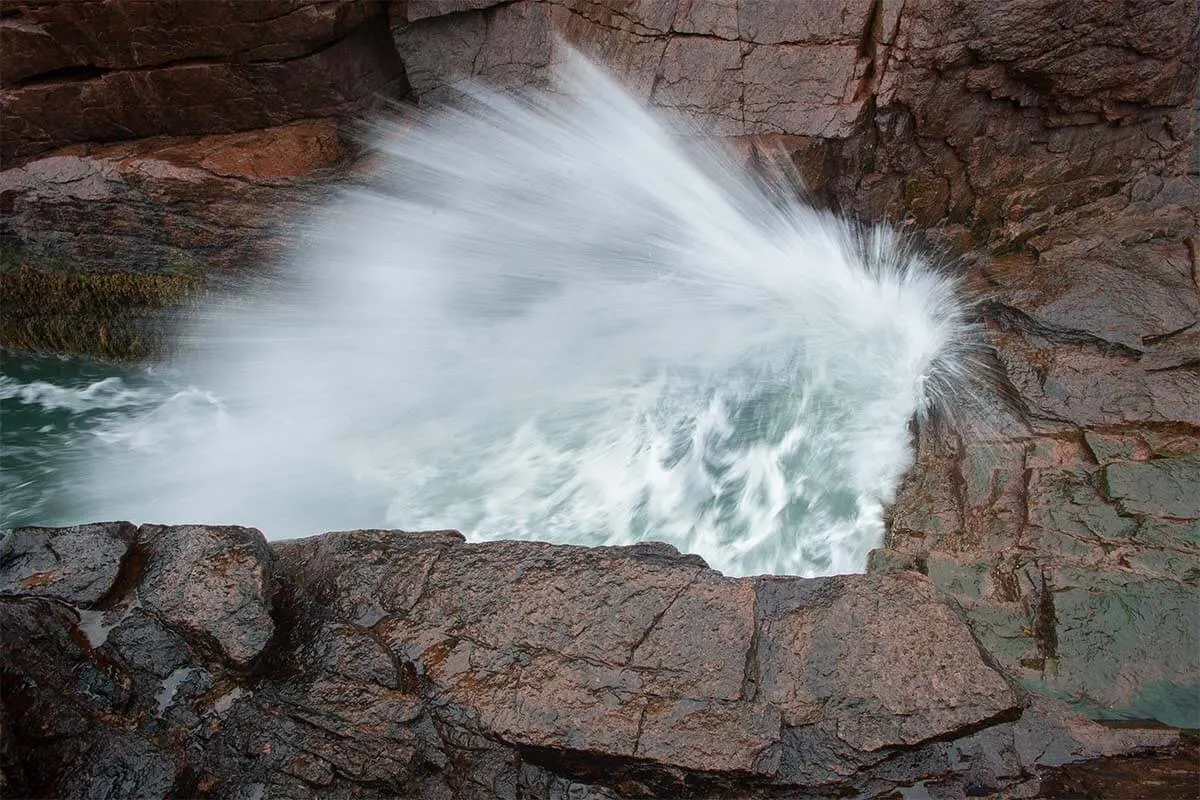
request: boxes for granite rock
[136,524,277,668]
[1,0,404,160]
[0,522,135,605]
[0,523,1184,798]
[1,2,1198,795]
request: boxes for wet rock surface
[1,1,405,356]
[0,522,1186,798]
[0,521,134,605]
[0,118,356,356]
[1,0,404,160]
[137,524,278,668]
[2,118,351,273]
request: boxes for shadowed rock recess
[0,523,1192,798]
[2,0,1198,796]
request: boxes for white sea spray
[51,54,986,577]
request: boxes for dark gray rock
[63,735,178,800]
[1105,450,1200,520]
[0,521,135,605]
[137,524,277,668]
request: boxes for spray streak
[68,54,979,577]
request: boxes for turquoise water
[4,348,1195,732]
[0,350,193,528]
[1,49,1190,737]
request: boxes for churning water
[1,56,984,577]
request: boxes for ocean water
[0,55,982,577]
[0,350,216,529]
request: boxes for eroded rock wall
[390,0,1197,231]
[1,0,404,159]
[385,0,1200,728]
[0,0,408,354]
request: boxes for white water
[23,55,982,577]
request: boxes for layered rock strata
[1,0,406,354]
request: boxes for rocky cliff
[1,0,404,356]
[1,1,1198,797]
[1,522,1194,798]
[391,0,1200,739]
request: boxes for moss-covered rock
[0,260,201,360]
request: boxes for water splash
[62,54,980,577]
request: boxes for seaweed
[0,256,202,361]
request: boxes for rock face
[0,118,354,356]
[882,427,1200,729]
[393,0,1200,735]
[0,523,1185,798]
[1,0,404,160]
[390,0,1197,228]
[2,119,350,273]
[1,0,406,355]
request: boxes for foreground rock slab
[0,523,1185,798]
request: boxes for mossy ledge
[1,257,202,361]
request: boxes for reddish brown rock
[1,0,384,80]
[1040,731,1200,800]
[2,24,402,161]
[0,523,1187,798]
[1,119,349,279]
[307,536,1016,773]
[1,116,361,354]
[983,181,1199,352]
[1,2,1197,791]
[0,1,411,356]
[390,0,1197,229]
[884,419,1200,728]
[393,0,880,138]
[1,1,405,161]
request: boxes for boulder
[1,118,349,276]
[136,524,277,667]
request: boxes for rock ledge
[0,523,1187,798]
